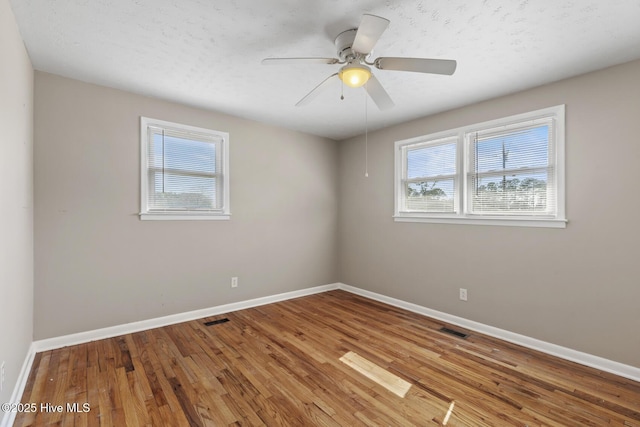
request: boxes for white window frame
[140,117,230,221]
[394,105,566,228]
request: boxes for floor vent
[204,318,229,326]
[439,327,469,339]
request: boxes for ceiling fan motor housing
[335,29,363,62]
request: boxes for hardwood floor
[14,290,640,426]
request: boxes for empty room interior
[2,0,640,426]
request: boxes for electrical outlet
[1,361,5,392]
[231,277,238,288]
[459,288,468,301]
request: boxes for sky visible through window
[407,142,457,179]
[152,134,217,174]
[474,125,548,173]
[407,125,549,196]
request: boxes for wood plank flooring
[14,290,640,426]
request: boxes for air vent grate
[204,318,229,326]
[439,327,469,339]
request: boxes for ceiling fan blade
[365,74,394,111]
[262,57,339,65]
[296,73,340,107]
[352,14,390,54]
[375,57,457,75]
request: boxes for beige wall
[0,0,34,411]
[34,72,338,339]
[338,60,640,368]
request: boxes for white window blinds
[467,118,556,216]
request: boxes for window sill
[393,214,567,228]
[139,212,231,221]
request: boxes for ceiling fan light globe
[339,65,371,88]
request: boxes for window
[395,105,566,228]
[140,117,230,220]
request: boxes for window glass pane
[147,128,220,212]
[406,179,455,212]
[150,173,217,210]
[152,133,217,174]
[474,125,549,173]
[469,122,553,215]
[407,141,456,179]
[471,171,549,214]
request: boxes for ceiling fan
[262,14,457,110]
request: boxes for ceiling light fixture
[339,63,371,88]
[263,13,457,110]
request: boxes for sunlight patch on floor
[443,401,455,425]
[339,351,411,398]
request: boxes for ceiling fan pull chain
[365,83,369,178]
[341,80,344,100]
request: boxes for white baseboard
[338,283,640,383]
[0,343,37,427]
[33,283,339,352]
[8,280,637,423]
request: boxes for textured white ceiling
[9,0,640,140]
